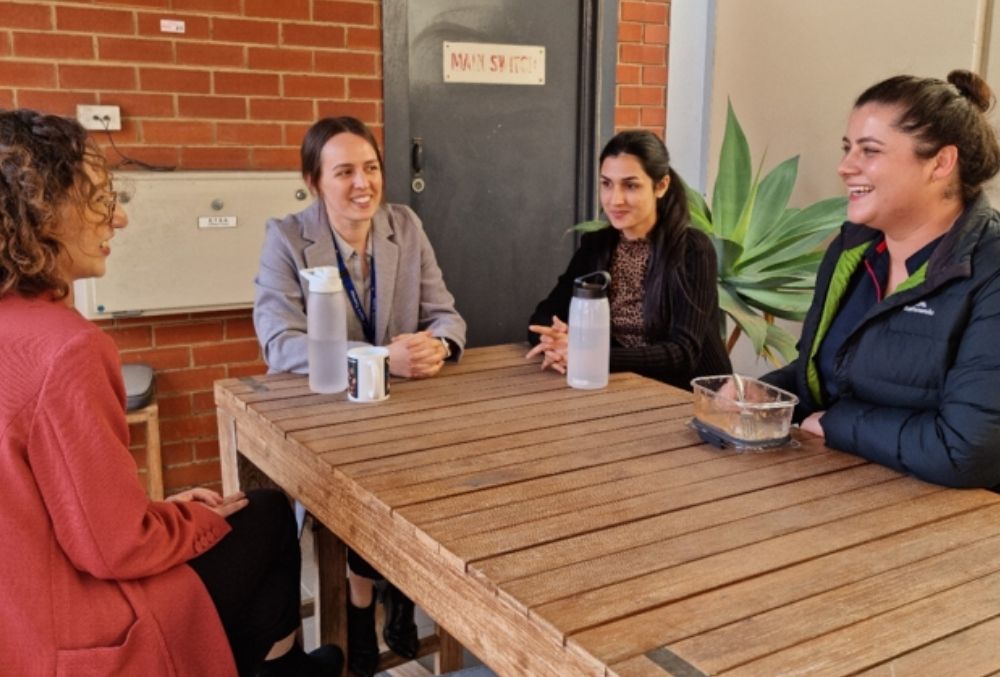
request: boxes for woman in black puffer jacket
[763,70,1000,489]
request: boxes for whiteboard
[74,171,310,319]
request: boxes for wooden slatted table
[214,343,1000,676]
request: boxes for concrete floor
[299,522,489,677]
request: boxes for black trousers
[347,547,383,581]
[189,489,302,677]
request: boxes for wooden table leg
[315,522,348,652]
[216,408,239,495]
[435,624,464,674]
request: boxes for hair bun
[948,69,994,112]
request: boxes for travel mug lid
[573,271,611,299]
[300,266,343,293]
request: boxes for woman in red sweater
[0,109,342,676]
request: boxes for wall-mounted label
[198,216,237,229]
[444,42,545,85]
[160,19,185,33]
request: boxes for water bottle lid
[573,271,611,299]
[300,266,343,293]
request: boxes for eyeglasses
[96,191,118,225]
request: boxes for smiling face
[311,132,383,233]
[599,153,669,240]
[54,160,128,283]
[838,102,951,233]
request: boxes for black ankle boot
[347,598,379,677]
[382,583,419,660]
[258,644,344,677]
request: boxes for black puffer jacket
[764,195,1000,488]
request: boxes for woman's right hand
[526,316,569,374]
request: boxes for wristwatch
[437,336,452,359]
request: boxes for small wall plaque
[198,216,237,229]
[443,41,545,85]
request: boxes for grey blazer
[253,200,467,374]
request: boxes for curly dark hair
[0,108,110,299]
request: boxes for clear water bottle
[299,266,347,394]
[567,271,611,389]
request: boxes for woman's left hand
[527,316,569,374]
[800,411,826,439]
[388,330,447,378]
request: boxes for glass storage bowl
[690,375,799,449]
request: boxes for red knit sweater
[0,294,236,677]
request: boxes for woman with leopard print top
[527,130,730,390]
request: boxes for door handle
[411,137,424,173]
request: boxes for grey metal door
[384,0,616,346]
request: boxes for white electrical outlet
[76,104,122,132]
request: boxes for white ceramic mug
[347,346,390,402]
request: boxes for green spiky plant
[685,101,846,365]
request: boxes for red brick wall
[1,0,669,494]
[615,0,668,134]
[0,0,383,169]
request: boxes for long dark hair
[855,70,1000,203]
[599,130,691,338]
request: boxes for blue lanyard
[331,235,377,344]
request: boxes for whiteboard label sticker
[160,19,186,33]
[443,42,545,85]
[199,216,237,229]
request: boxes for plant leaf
[684,181,714,235]
[765,321,800,363]
[723,275,808,290]
[728,157,763,245]
[689,209,713,235]
[572,220,610,233]
[755,250,826,275]
[736,229,832,272]
[712,237,744,278]
[775,196,847,239]
[718,283,768,354]
[745,196,846,255]
[683,179,711,224]
[712,100,752,239]
[742,156,799,252]
[737,287,813,321]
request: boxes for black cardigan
[529,226,731,390]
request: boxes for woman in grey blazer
[253,116,466,677]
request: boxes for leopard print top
[608,237,650,347]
